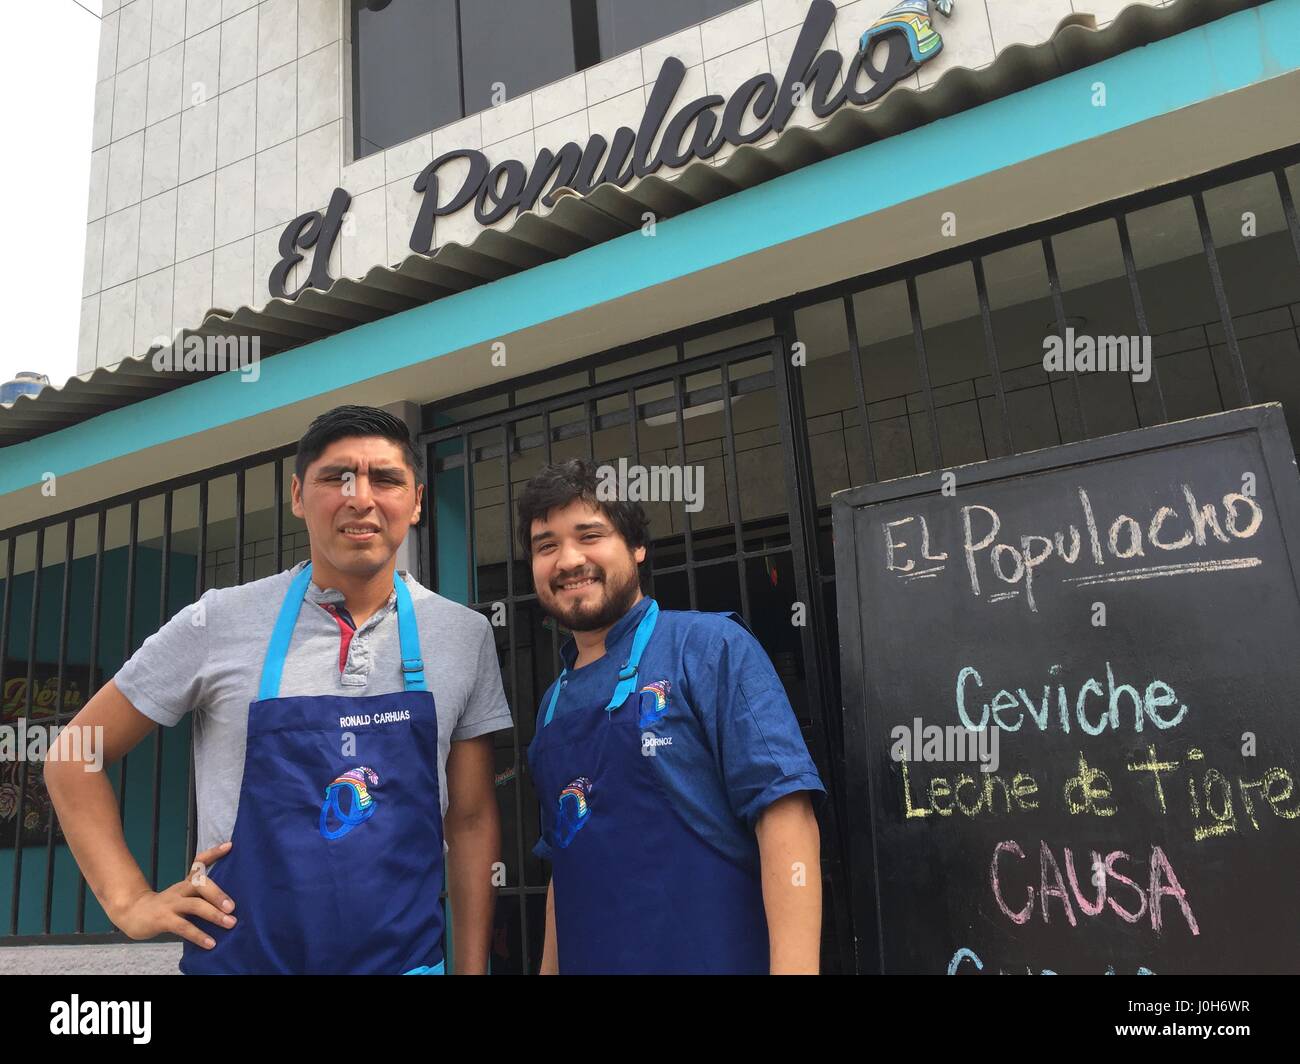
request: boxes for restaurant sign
[270,0,954,299]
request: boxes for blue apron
[181,562,446,975]
[527,600,770,974]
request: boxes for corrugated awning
[0,0,1263,447]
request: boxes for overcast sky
[0,0,101,390]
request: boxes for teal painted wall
[434,433,470,606]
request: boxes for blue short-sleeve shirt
[528,597,825,870]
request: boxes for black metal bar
[463,434,476,605]
[150,492,174,890]
[671,341,698,611]
[626,385,640,462]
[187,480,208,869]
[718,361,751,623]
[53,523,75,730]
[542,410,560,675]
[584,368,596,462]
[499,420,530,973]
[0,533,11,884]
[43,519,76,932]
[1201,324,1229,415]
[452,0,466,119]
[1115,213,1169,425]
[1043,354,1065,445]
[78,511,107,932]
[1192,190,1251,407]
[1041,235,1090,442]
[770,318,855,974]
[1277,169,1300,269]
[971,257,1014,455]
[349,0,362,159]
[625,383,650,606]
[420,441,435,588]
[117,502,140,836]
[0,538,12,718]
[10,528,43,935]
[274,457,284,573]
[971,379,991,461]
[234,469,246,586]
[842,294,878,484]
[905,276,943,469]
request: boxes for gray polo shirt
[114,560,512,854]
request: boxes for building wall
[79,0,1160,375]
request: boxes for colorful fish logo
[555,776,593,849]
[319,765,381,840]
[638,680,671,729]
[860,0,954,66]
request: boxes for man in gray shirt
[47,405,512,974]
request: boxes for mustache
[551,567,604,589]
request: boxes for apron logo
[319,765,381,840]
[637,680,671,729]
[556,777,593,849]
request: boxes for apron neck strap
[541,668,567,728]
[603,599,658,711]
[393,574,426,692]
[541,599,660,728]
[258,562,426,701]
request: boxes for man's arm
[684,617,828,973]
[44,680,236,948]
[442,733,500,974]
[539,878,558,974]
[755,791,822,974]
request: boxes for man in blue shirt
[520,458,826,974]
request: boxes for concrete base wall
[0,942,181,975]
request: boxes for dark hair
[295,405,423,484]
[516,458,651,558]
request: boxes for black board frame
[830,402,1300,974]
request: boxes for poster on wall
[1,663,85,849]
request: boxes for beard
[539,559,642,632]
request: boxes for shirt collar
[293,559,404,613]
[559,595,655,671]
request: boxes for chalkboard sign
[831,404,1300,975]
